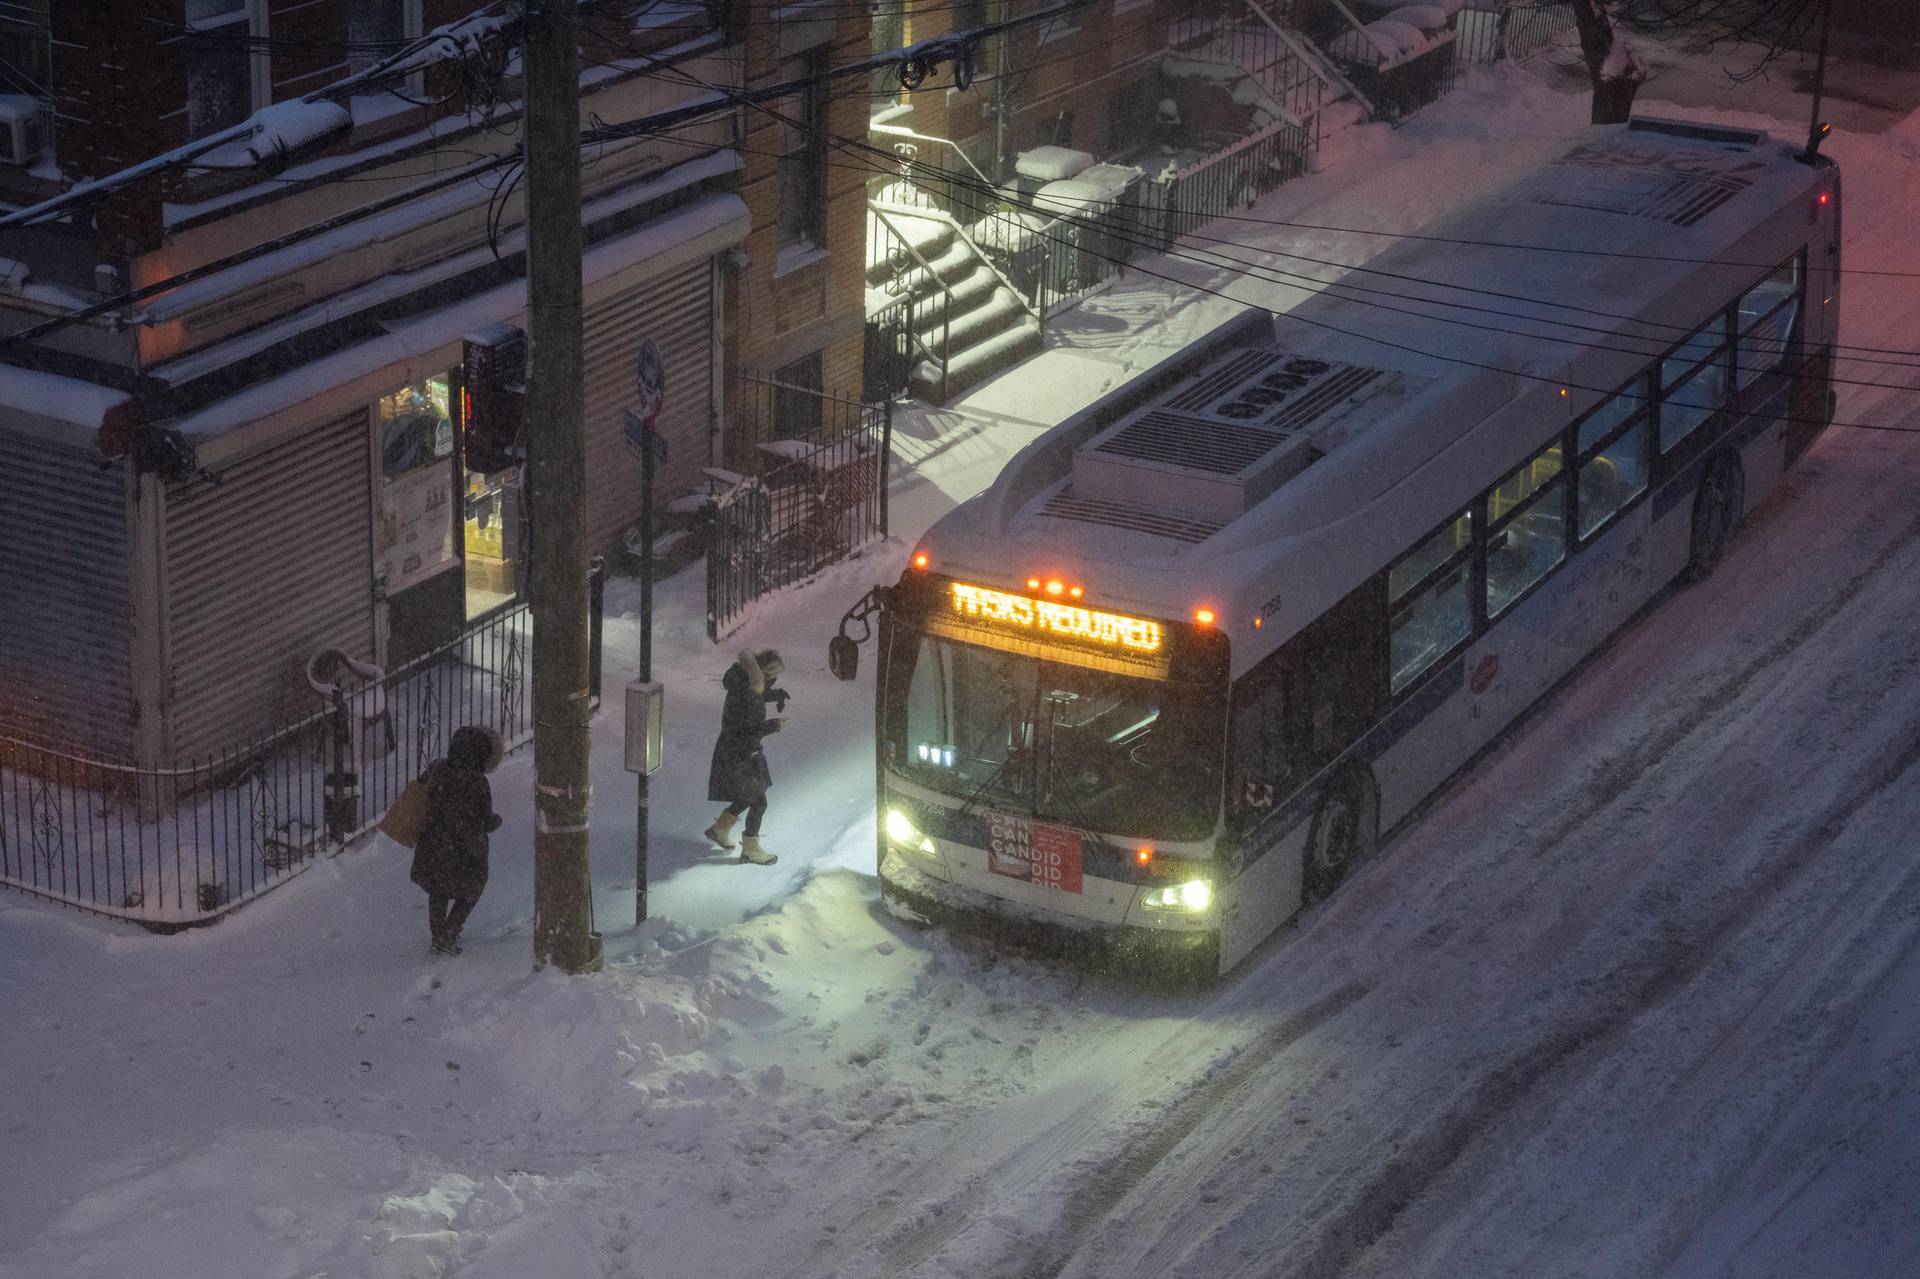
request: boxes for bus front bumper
[879,850,1220,979]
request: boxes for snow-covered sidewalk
[6,59,1920,1279]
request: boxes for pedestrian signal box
[462,324,527,473]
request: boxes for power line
[0,1,1082,352]
[575,34,1920,378]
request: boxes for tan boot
[739,835,777,866]
[704,810,739,850]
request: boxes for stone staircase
[867,202,1042,404]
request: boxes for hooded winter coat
[707,650,786,806]
[409,726,504,900]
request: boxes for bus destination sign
[949,581,1163,653]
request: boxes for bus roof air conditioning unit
[1069,347,1393,525]
[0,96,43,168]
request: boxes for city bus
[840,117,1841,976]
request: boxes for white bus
[840,118,1841,977]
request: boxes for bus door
[1292,583,1388,779]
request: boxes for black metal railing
[0,599,565,930]
[707,380,892,640]
[1150,117,1311,251]
[1171,0,1330,134]
[1334,30,1460,123]
[1494,0,1577,64]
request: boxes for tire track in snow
[1521,502,1920,866]
[808,982,1368,1279]
[1265,704,1920,1279]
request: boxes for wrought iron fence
[1495,0,1578,63]
[1337,31,1461,123]
[1149,117,1312,251]
[1,600,547,930]
[707,380,892,640]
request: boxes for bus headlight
[1141,879,1212,913]
[884,806,937,855]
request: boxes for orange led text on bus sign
[949,582,1163,653]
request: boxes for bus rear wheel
[1303,770,1378,906]
[1686,454,1744,581]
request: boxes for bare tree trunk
[1571,1,1647,124]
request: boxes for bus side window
[1390,512,1474,694]
[1577,390,1651,540]
[1228,674,1290,820]
[1736,254,1802,391]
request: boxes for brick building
[0,0,869,766]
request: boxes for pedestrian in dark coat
[704,648,787,865]
[409,724,503,954]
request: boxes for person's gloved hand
[772,689,790,712]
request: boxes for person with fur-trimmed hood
[409,724,504,955]
[705,648,788,865]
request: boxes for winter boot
[739,835,777,866]
[704,810,740,850]
[430,938,463,957]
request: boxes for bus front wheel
[1303,769,1378,906]
[1686,454,1744,581]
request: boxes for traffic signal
[462,323,527,474]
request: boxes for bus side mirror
[828,634,859,681]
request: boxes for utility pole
[524,0,600,974]
[1802,0,1833,160]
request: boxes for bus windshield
[888,630,1224,842]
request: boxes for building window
[376,374,461,596]
[0,0,50,98]
[871,4,907,117]
[186,0,266,140]
[779,52,828,249]
[348,0,423,76]
[773,350,825,438]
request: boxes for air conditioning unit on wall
[0,95,44,167]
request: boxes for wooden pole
[524,0,599,973]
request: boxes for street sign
[623,408,668,466]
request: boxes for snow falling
[7,52,1920,1279]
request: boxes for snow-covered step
[866,208,956,285]
[914,286,1029,352]
[910,316,1043,403]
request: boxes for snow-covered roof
[0,364,129,440]
[170,190,747,445]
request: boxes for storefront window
[463,462,521,618]
[375,374,459,597]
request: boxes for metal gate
[706,379,891,640]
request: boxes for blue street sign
[624,408,668,466]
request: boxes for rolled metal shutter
[581,257,713,553]
[164,411,374,761]
[0,430,133,757]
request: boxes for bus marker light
[1069,586,1084,599]
[1819,191,1829,205]
[912,552,930,570]
[1136,847,1153,866]
[1045,579,1065,596]
[1027,577,1042,590]
[1193,607,1216,626]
